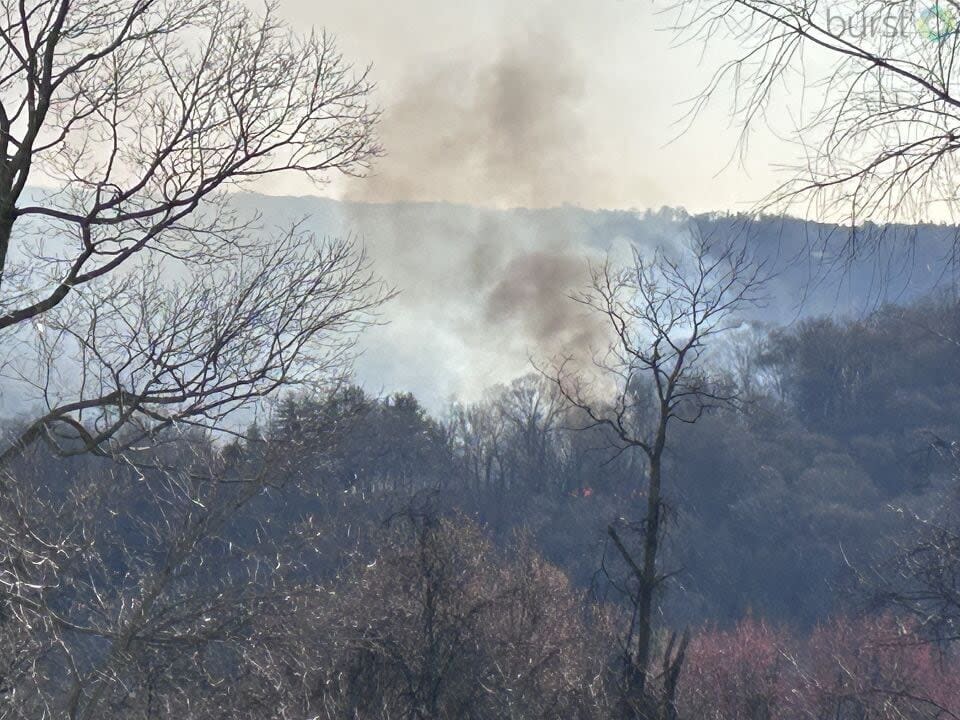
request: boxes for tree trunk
[618,409,670,719]
[0,200,17,292]
[633,447,662,715]
[610,441,665,719]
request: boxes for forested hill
[5,193,960,631]
[2,191,957,416]
[10,288,960,631]
[235,193,960,405]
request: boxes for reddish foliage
[800,614,959,720]
[677,618,793,720]
[677,614,960,720]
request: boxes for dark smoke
[482,250,606,350]
[345,23,597,208]
[335,23,627,402]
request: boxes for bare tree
[0,427,319,719]
[863,436,960,649]
[0,0,386,464]
[282,509,613,720]
[547,230,766,718]
[671,0,960,241]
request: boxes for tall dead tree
[549,230,765,718]
[0,0,387,465]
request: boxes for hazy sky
[259,0,786,213]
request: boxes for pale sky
[258,0,787,213]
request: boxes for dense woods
[4,289,960,717]
[4,0,960,717]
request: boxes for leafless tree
[671,0,960,244]
[448,374,569,499]
[0,0,386,465]
[546,230,766,718]
[863,435,960,650]
[0,427,330,719]
[280,509,614,720]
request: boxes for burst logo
[917,3,957,42]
